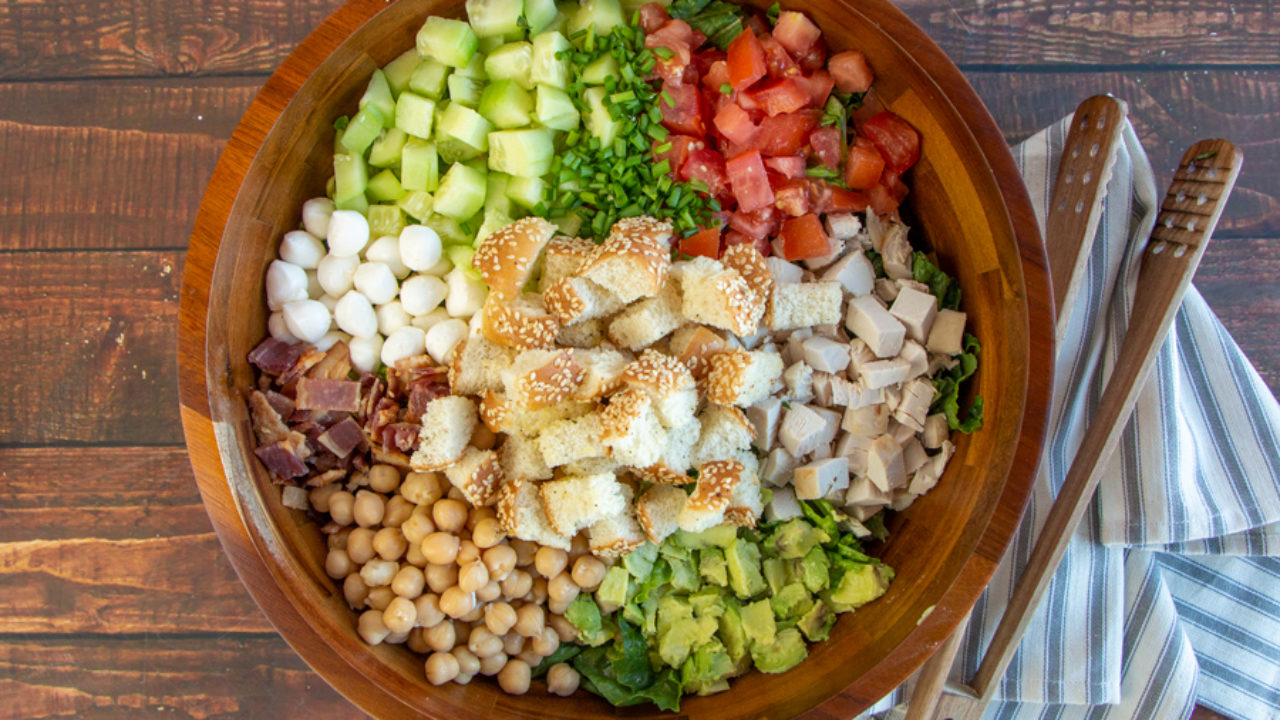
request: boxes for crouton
[720,243,774,309]
[677,459,742,532]
[675,256,763,335]
[766,281,843,331]
[691,403,755,466]
[444,446,504,507]
[544,275,625,326]
[588,485,645,558]
[537,411,606,468]
[600,388,666,467]
[621,349,698,428]
[562,456,622,477]
[500,348,584,411]
[578,216,673,303]
[556,317,606,348]
[498,431,552,481]
[634,418,700,484]
[497,476,571,550]
[448,333,515,395]
[473,216,558,301]
[410,396,477,471]
[540,472,628,537]
[607,281,684,350]
[636,484,686,544]
[705,348,784,407]
[480,293,560,350]
[668,324,729,380]
[572,344,632,401]
[725,458,764,528]
[538,235,596,292]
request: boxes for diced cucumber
[487,128,555,177]
[335,193,369,214]
[568,0,625,37]
[486,172,515,215]
[476,206,514,244]
[581,54,619,85]
[333,153,368,204]
[326,176,335,198]
[466,0,525,38]
[455,51,488,80]
[551,210,583,236]
[447,245,483,280]
[530,31,571,89]
[382,49,421,96]
[478,35,507,54]
[398,190,435,221]
[478,80,534,129]
[361,70,397,120]
[368,128,408,168]
[446,74,483,108]
[484,42,534,90]
[366,168,407,203]
[435,103,492,162]
[434,162,488,219]
[400,138,440,192]
[394,92,436,139]
[534,85,580,131]
[583,86,621,146]
[524,0,560,33]
[339,105,386,156]
[408,58,450,100]
[416,17,479,68]
[426,213,471,246]
[368,204,407,237]
[506,175,547,210]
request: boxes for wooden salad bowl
[177,0,1053,717]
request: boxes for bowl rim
[177,0,1054,716]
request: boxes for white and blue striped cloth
[866,115,1280,720]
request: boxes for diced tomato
[647,19,695,81]
[809,126,842,169]
[780,213,830,260]
[701,59,732,92]
[745,13,771,37]
[754,109,822,156]
[694,49,727,79]
[860,111,920,172]
[638,2,671,34]
[713,102,759,146]
[809,179,869,213]
[746,77,810,116]
[795,37,827,73]
[659,78,706,137]
[774,179,811,216]
[679,148,730,198]
[868,183,899,216]
[727,29,767,91]
[725,149,775,212]
[690,28,708,47]
[764,155,806,178]
[828,50,875,93]
[724,229,771,257]
[655,134,703,177]
[880,167,910,202]
[772,11,822,57]
[680,227,721,258]
[794,69,834,107]
[844,137,885,189]
[728,205,779,239]
[759,35,798,78]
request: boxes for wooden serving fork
[910,137,1243,720]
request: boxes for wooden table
[0,1,1269,717]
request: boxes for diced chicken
[867,434,906,491]
[880,223,913,279]
[898,278,929,294]
[894,377,936,431]
[746,397,784,450]
[834,432,873,475]
[782,327,813,366]
[859,357,911,390]
[889,417,915,445]
[927,309,967,356]
[824,213,863,241]
[889,287,938,344]
[900,339,929,381]
[845,475,891,507]
[792,457,850,500]
[828,374,865,407]
[843,403,889,437]
[908,464,940,496]
[778,404,839,458]
[922,413,949,449]
[810,371,834,406]
[846,295,906,358]
[848,338,876,375]
[902,437,928,475]
[761,446,799,487]
[821,249,875,297]
[764,486,803,522]
[804,238,845,270]
[890,490,916,511]
[764,256,804,284]
[845,379,886,409]
[875,277,900,303]
[783,361,814,402]
[801,336,851,374]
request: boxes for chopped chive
[720,83,733,95]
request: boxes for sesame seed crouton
[499,430,552,481]
[443,446,504,507]
[480,293,561,350]
[600,388,666,468]
[556,317,606,348]
[588,484,645,558]
[540,472,628,537]
[766,281,843,331]
[677,459,742,532]
[500,349,584,411]
[578,217,674,303]
[448,334,514,395]
[497,476,571,550]
[669,324,730,380]
[544,275,625,325]
[621,349,698,428]
[674,256,764,336]
[562,456,622,477]
[409,396,477,471]
[691,403,756,467]
[479,389,513,433]
[720,243,773,311]
[572,345,632,401]
[538,235,596,292]
[606,280,685,351]
[636,484,687,544]
[537,410,606,468]
[725,451,763,527]
[705,348,785,407]
[473,216,557,302]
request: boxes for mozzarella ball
[334,290,379,338]
[377,301,412,336]
[302,197,336,239]
[279,230,326,268]
[400,274,449,316]
[327,210,371,258]
[314,330,350,352]
[282,299,332,343]
[382,326,427,367]
[353,262,399,306]
[366,235,410,279]
[317,254,360,297]
[266,260,309,311]
[349,335,384,373]
[425,319,468,364]
[444,267,488,318]
[425,256,453,277]
[399,225,443,271]
[318,294,338,312]
[305,269,322,298]
[268,311,298,343]
[411,307,453,333]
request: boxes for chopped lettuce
[931,332,984,433]
[912,251,962,310]
[667,0,744,50]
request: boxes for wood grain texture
[0,635,357,720]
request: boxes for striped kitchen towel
[866,113,1280,720]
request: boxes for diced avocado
[750,627,808,674]
[477,79,534,129]
[659,618,700,668]
[466,0,525,38]
[595,565,630,611]
[367,128,407,168]
[568,0,625,37]
[798,546,831,593]
[485,172,514,215]
[580,54,619,85]
[768,518,830,560]
[505,175,547,211]
[681,640,736,696]
[475,206,514,245]
[829,563,894,609]
[367,204,406,238]
[332,153,368,204]
[435,103,492,162]
[797,601,836,642]
[425,213,470,246]
[530,31,570,89]
[397,190,434,222]
[534,84,579,131]
[656,593,693,637]
[669,555,700,593]
[416,17,479,68]
[717,598,749,663]
[365,168,406,203]
[689,587,725,621]
[674,524,738,549]
[699,548,728,587]
[726,538,766,599]
[394,92,436,139]
[485,41,534,90]
[359,69,397,121]
[583,86,620,146]
[741,598,776,648]
[446,74,483,108]
[565,594,610,646]
[433,162,487,219]
[408,58,450,100]
[622,541,659,580]
[762,557,789,596]
[400,138,439,192]
[339,104,386,156]
[382,49,421,96]
[550,210,583,236]
[487,127,554,177]
[770,583,814,621]
[524,0,559,33]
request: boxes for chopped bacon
[308,341,352,380]
[380,422,421,454]
[358,373,386,422]
[254,431,312,481]
[248,390,290,445]
[295,377,361,412]
[278,346,326,389]
[308,468,347,487]
[365,396,400,438]
[406,376,451,424]
[263,389,295,418]
[248,338,305,376]
[317,416,365,458]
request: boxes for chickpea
[439,587,477,619]
[528,576,548,604]
[485,601,518,636]
[401,509,436,544]
[325,548,353,579]
[476,579,502,604]
[497,659,531,695]
[514,604,545,638]
[391,565,426,599]
[421,532,460,566]
[382,596,417,634]
[457,539,481,565]
[360,558,398,587]
[385,629,410,646]
[534,547,568,579]
[468,626,504,658]
[451,646,481,677]
[382,495,414,527]
[353,489,386,528]
[479,652,508,677]
[571,555,607,591]
[470,423,497,451]
[365,587,393,611]
[510,539,537,567]
[548,614,579,644]
[413,593,445,628]
[446,486,466,502]
[458,561,489,593]
[568,533,589,561]
[404,539,428,568]
[472,518,506,549]
[500,569,533,601]
[328,491,355,526]
[460,606,485,623]
[425,651,460,686]
[357,609,390,645]
[483,545,518,581]
[406,627,429,654]
[400,472,443,506]
[432,498,468,532]
[343,573,369,609]
[368,464,401,493]
[547,572,580,615]
[454,672,474,686]
[546,663,581,697]
[531,626,560,657]
[346,527,376,565]
[424,619,456,652]
[425,563,458,594]
[503,632,525,656]
[373,527,408,561]
[309,483,340,513]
